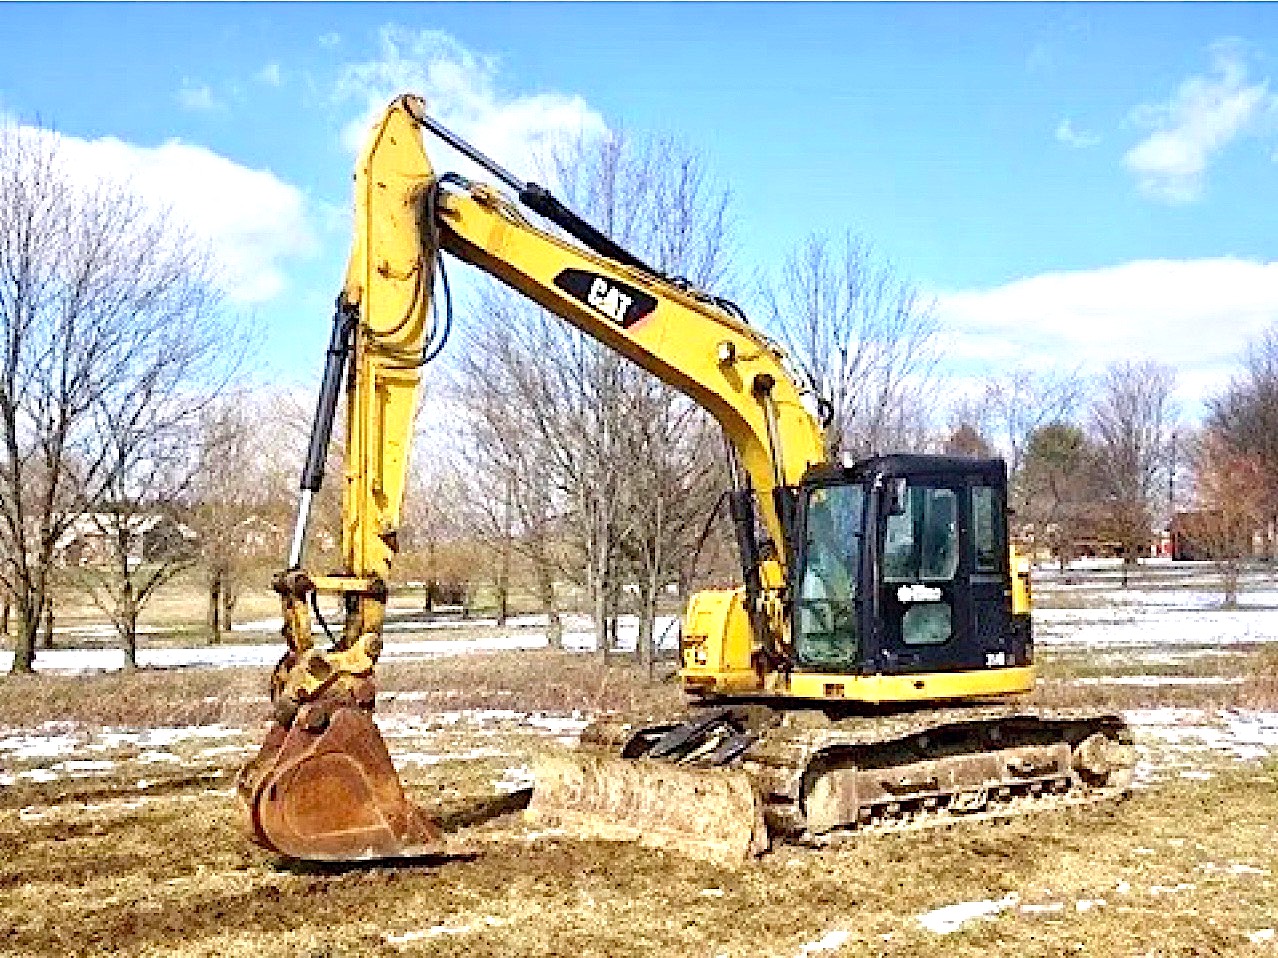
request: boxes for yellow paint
[783,666,1036,703]
[680,589,762,693]
[1011,543,1032,615]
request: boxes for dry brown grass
[0,651,684,731]
[0,667,266,729]
[3,639,1274,734]
[1,751,1274,958]
[1240,644,1278,709]
[2,623,1277,956]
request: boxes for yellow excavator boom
[237,94,827,860]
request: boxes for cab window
[971,485,1001,573]
[795,484,864,669]
[882,485,959,583]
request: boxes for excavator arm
[237,95,826,861]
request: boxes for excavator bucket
[527,753,769,864]
[237,705,445,862]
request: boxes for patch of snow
[917,894,1018,935]
[525,714,590,737]
[1229,863,1269,876]
[794,929,850,956]
[493,765,534,794]
[1076,899,1106,912]
[96,725,243,750]
[0,727,82,759]
[1033,605,1278,652]
[700,888,726,898]
[519,828,567,842]
[1124,709,1278,764]
[18,768,58,783]
[1249,929,1275,944]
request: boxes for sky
[2,3,1277,416]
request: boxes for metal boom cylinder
[287,302,355,569]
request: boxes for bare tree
[0,125,230,673]
[1088,361,1177,576]
[453,130,733,662]
[1187,430,1268,606]
[618,376,727,675]
[763,233,939,460]
[398,457,471,614]
[982,368,1085,502]
[67,423,201,668]
[1207,324,1278,551]
[187,391,292,641]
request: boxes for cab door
[874,475,983,675]
[967,480,1017,667]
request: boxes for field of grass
[1,560,1277,956]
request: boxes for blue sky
[2,3,1277,409]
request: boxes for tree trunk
[496,474,512,627]
[637,579,657,680]
[1223,559,1239,609]
[605,581,620,659]
[423,541,436,617]
[1,598,10,635]
[120,583,138,671]
[594,578,609,661]
[207,570,221,643]
[12,606,37,673]
[533,548,562,650]
[41,600,54,650]
[220,586,234,633]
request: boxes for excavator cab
[791,455,1031,684]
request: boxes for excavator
[236,94,1135,864]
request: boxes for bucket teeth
[527,753,768,864]
[237,705,445,862]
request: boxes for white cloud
[1123,42,1277,204]
[256,63,282,87]
[332,27,607,179]
[19,125,314,304]
[1055,118,1100,149]
[176,80,222,113]
[936,258,1278,413]
[318,31,341,48]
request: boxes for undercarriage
[528,702,1136,861]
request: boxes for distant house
[234,514,284,558]
[55,513,198,569]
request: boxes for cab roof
[801,453,1007,488]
